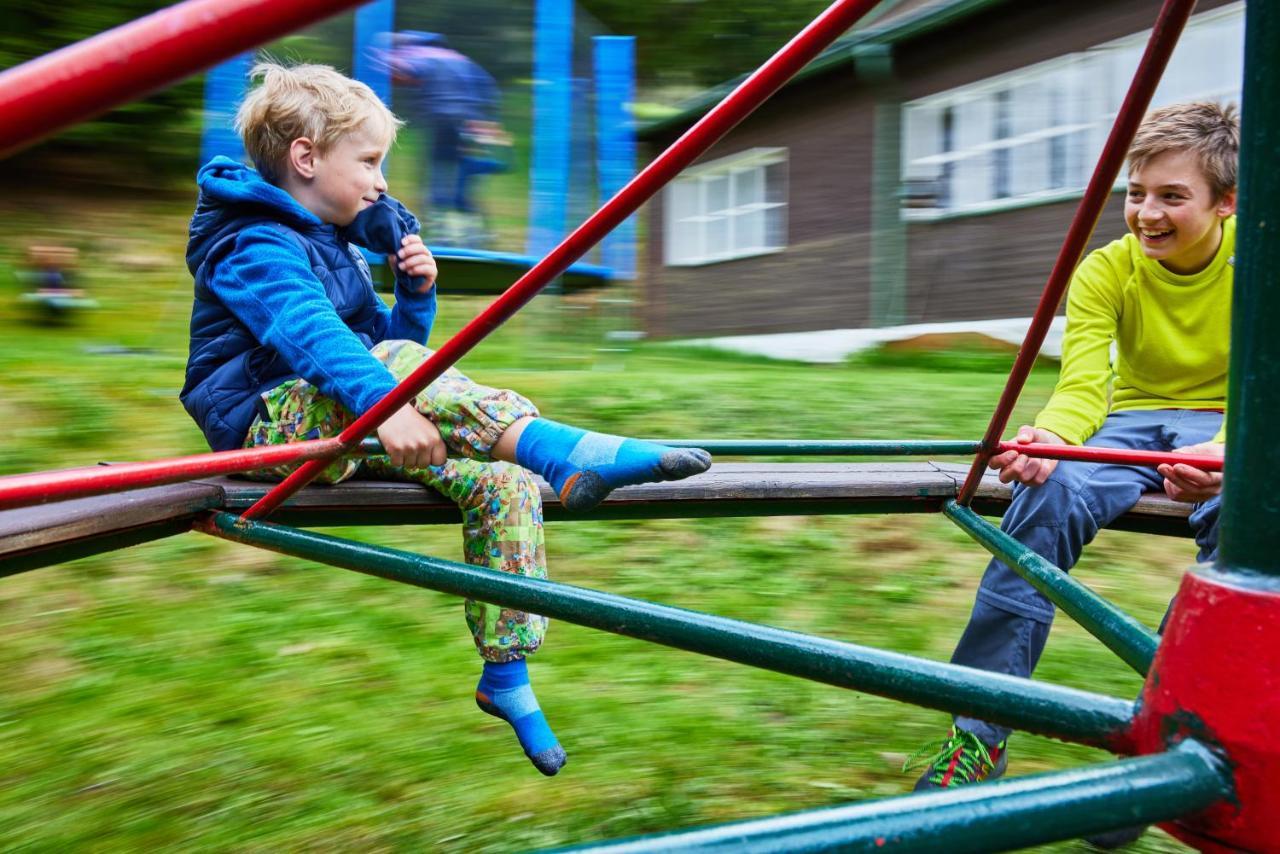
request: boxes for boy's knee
[1009,474,1094,529]
[370,339,432,376]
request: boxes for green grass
[0,194,1195,851]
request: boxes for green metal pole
[1220,0,1280,579]
[550,740,1229,854]
[199,512,1135,749]
[944,501,1159,674]
[649,440,981,456]
[362,438,980,457]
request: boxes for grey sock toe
[562,449,711,513]
[562,470,609,512]
[531,744,567,776]
[658,448,713,479]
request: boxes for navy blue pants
[952,409,1223,747]
[428,117,465,212]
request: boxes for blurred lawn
[0,194,1196,851]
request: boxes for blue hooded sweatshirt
[181,156,437,451]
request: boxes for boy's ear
[288,137,318,180]
[1217,188,1238,218]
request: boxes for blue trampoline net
[201,0,635,278]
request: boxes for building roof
[639,0,1014,137]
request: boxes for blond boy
[181,63,709,775]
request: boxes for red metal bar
[994,442,1224,472]
[0,0,366,159]
[241,0,887,521]
[955,0,1198,506]
[0,438,348,511]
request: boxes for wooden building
[638,0,1244,340]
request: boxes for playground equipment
[0,0,1277,849]
[201,0,636,291]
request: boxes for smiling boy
[907,102,1238,798]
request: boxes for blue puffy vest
[181,215,383,452]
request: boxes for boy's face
[307,129,390,226]
[1125,149,1236,275]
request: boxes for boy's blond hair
[235,61,402,183]
[1128,101,1239,201]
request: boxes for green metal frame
[200,511,1136,750]
[553,740,1229,853]
[1221,0,1279,581]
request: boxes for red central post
[955,0,1198,506]
[241,0,887,520]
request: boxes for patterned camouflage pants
[243,339,547,662]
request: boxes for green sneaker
[905,727,1008,791]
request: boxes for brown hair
[1128,101,1239,200]
[234,61,402,183]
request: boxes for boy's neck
[276,173,329,224]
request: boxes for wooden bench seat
[1,462,1193,574]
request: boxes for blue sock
[514,418,711,511]
[476,659,566,776]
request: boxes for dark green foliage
[579,0,836,88]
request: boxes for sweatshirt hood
[187,156,323,275]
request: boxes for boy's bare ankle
[492,415,536,462]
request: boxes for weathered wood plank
[209,461,1191,520]
[0,481,225,558]
[211,462,963,510]
[0,462,1193,567]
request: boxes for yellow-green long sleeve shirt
[1035,216,1233,446]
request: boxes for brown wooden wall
[643,78,879,338]
[640,0,1237,337]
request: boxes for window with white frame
[664,148,787,266]
[901,2,1244,217]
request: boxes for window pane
[735,209,766,252]
[765,204,786,249]
[706,213,729,257]
[706,174,730,214]
[952,95,994,207]
[665,180,699,263]
[902,103,944,181]
[765,161,787,206]
[1156,10,1243,105]
[735,166,764,208]
[1011,138,1050,196]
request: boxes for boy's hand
[1157,442,1224,503]
[376,404,447,469]
[989,425,1066,486]
[390,235,437,293]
